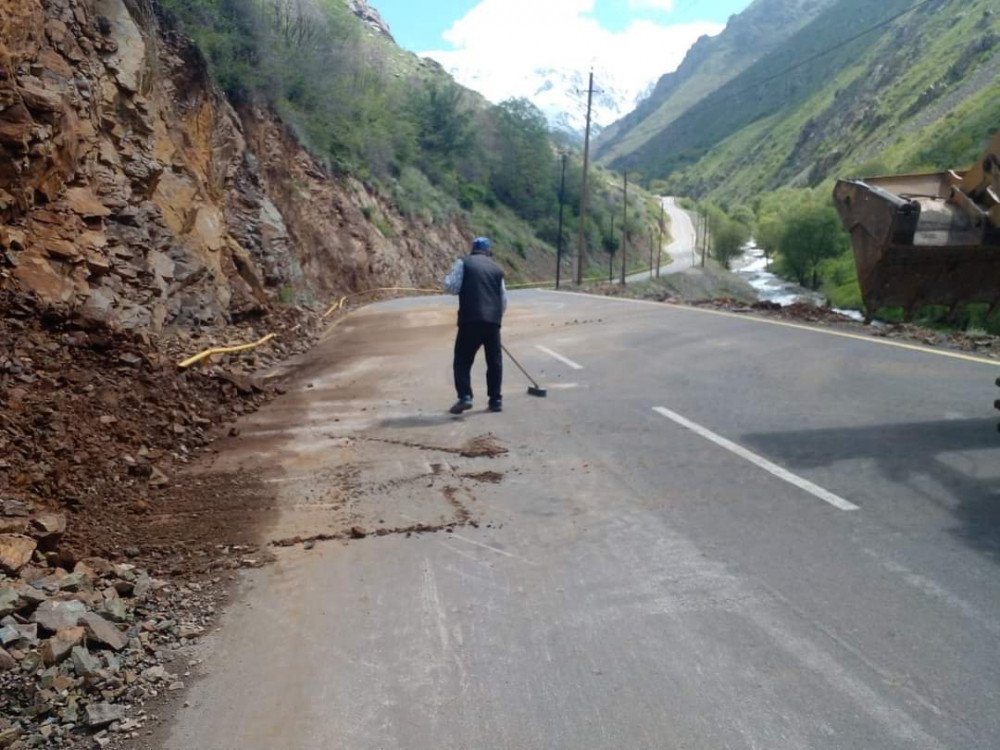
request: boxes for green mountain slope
[595,0,836,166]
[605,0,999,205]
[155,0,666,282]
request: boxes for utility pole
[649,227,654,277]
[699,212,705,267]
[657,201,664,278]
[691,207,697,267]
[608,214,615,283]
[702,212,709,268]
[620,170,628,286]
[574,69,595,285]
[555,153,567,290]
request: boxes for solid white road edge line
[542,289,1000,368]
[535,345,584,370]
[652,406,860,512]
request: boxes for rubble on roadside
[582,280,1000,359]
[0,289,327,746]
[734,299,1000,358]
[0,553,215,749]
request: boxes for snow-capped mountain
[529,67,641,138]
[435,61,648,139]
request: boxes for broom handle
[501,344,540,389]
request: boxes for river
[732,241,864,321]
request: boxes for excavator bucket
[833,132,1000,320]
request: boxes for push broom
[501,344,547,398]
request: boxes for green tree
[730,205,756,232]
[410,83,477,181]
[712,216,751,270]
[490,98,556,221]
[776,203,849,288]
[701,203,750,270]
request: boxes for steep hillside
[0,0,486,332]
[595,0,836,167]
[604,0,999,204]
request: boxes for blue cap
[472,236,491,253]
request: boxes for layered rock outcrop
[0,0,463,333]
[347,0,394,41]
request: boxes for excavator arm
[953,130,1000,228]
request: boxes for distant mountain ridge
[598,0,998,206]
[595,0,837,166]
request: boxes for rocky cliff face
[347,0,394,41]
[0,0,463,333]
[241,110,471,297]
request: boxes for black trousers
[453,322,502,402]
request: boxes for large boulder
[32,599,86,632]
[0,534,37,573]
[40,626,85,665]
[78,612,128,651]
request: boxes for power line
[728,0,940,98]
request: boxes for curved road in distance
[627,196,698,282]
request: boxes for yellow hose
[176,266,657,368]
[322,272,641,316]
[177,333,277,368]
[322,287,441,318]
[177,269,654,368]
[322,296,349,318]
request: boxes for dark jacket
[458,253,506,326]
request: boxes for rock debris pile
[0,552,215,748]
[586,283,999,358]
[745,300,1000,357]
[0,291,322,564]
[0,290,325,746]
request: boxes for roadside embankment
[0,290,329,747]
[587,262,758,306]
[582,266,1000,361]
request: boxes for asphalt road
[627,196,698,282]
[166,290,1000,750]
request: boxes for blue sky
[369,0,754,123]
[374,0,754,53]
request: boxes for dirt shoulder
[0,291,520,749]
[590,262,759,306]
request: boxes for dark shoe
[488,400,502,413]
[449,397,473,415]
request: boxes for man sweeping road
[444,236,507,414]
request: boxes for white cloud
[627,0,676,11]
[420,0,722,127]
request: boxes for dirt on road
[7,282,993,748]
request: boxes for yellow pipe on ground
[323,274,634,316]
[179,272,647,369]
[322,296,349,318]
[178,333,277,369]
[322,287,442,318]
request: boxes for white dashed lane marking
[652,406,859,512]
[535,345,584,370]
